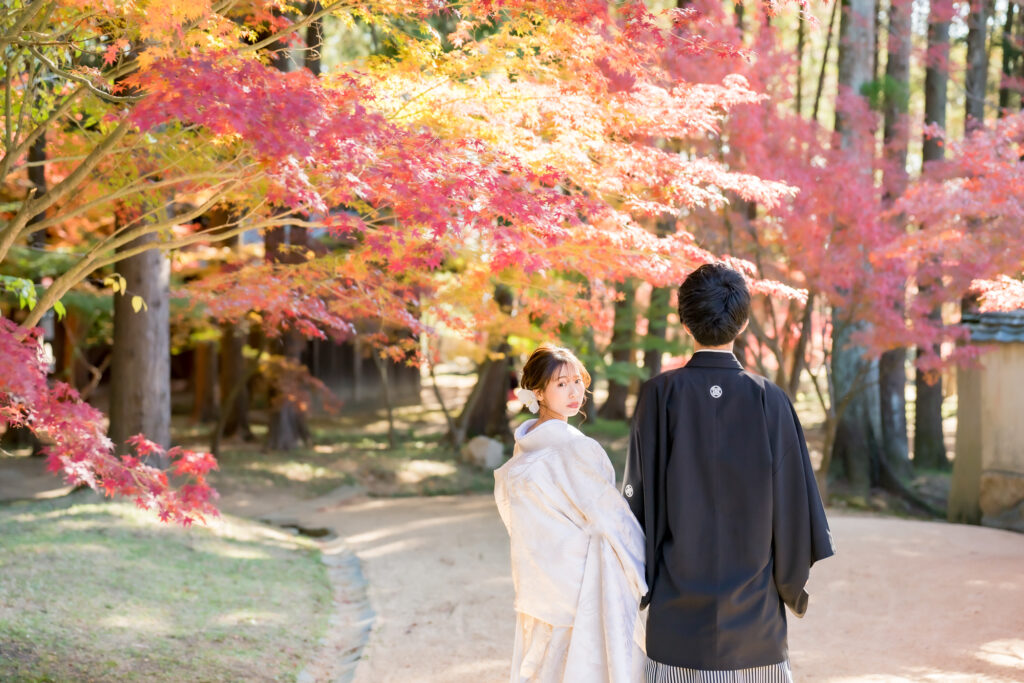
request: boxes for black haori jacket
[622,351,835,671]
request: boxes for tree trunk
[108,232,171,464]
[796,10,806,115]
[877,0,913,480]
[218,322,252,440]
[835,0,876,139]
[305,2,323,77]
[372,350,396,449]
[883,0,912,164]
[914,351,948,470]
[813,0,841,123]
[457,285,515,442]
[913,0,951,471]
[878,349,911,477]
[599,279,637,421]
[263,220,313,451]
[924,1,951,165]
[267,330,313,451]
[829,0,880,498]
[965,0,990,130]
[830,321,878,496]
[786,292,815,399]
[458,341,513,442]
[191,340,219,423]
[998,2,1019,113]
[643,285,671,380]
[26,132,47,246]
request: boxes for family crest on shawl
[495,419,647,682]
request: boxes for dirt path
[306,494,1024,683]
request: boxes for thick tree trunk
[965,0,990,130]
[835,0,876,138]
[372,350,396,449]
[829,0,880,497]
[878,349,911,478]
[109,233,171,464]
[191,340,219,423]
[913,0,950,471]
[924,5,950,165]
[830,321,878,495]
[883,0,912,160]
[305,2,323,76]
[998,2,1019,113]
[599,280,637,421]
[643,285,671,380]
[267,330,313,451]
[458,341,513,442]
[218,322,252,440]
[914,351,948,470]
[877,0,913,479]
[457,285,515,442]
[263,223,312,451]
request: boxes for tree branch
[0,118,131,262]
[19,184,280,328]
[0,83,87,183]
[27,45,142,104]
[0,0,51,46]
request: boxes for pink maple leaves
[1,318,218,527]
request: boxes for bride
[494,343,646,682]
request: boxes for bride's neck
[527,407,567,433]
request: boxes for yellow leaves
[102,276,148,313]
[101,276,147,313]
[103,274,127,295]
[138,0,213,43]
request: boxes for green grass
[0,492,332,682]
[174,415,501,499]
[192,414,630,499]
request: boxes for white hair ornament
[515,388,540,414]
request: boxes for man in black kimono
[623,263,835,682]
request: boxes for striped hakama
[645,658,793,683]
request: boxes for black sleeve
[623,379,653,529]
[769,388,836,617]
[624,377,664,608]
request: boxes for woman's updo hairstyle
[519,343,592,411]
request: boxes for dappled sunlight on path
[789,515,1024,682]
[318,495,1024,682]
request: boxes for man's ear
[739,319,749,334]
[682,324,692,338]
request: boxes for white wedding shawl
[495,419,647,682]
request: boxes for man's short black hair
[678,263,750,347]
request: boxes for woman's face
[536,363,585,419]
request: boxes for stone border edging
[297,538,375,683]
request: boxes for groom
[622,263,835,681]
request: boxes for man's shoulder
[647,365,777,390]
[737,371,795,413]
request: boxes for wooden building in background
[949,311,1024,532]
